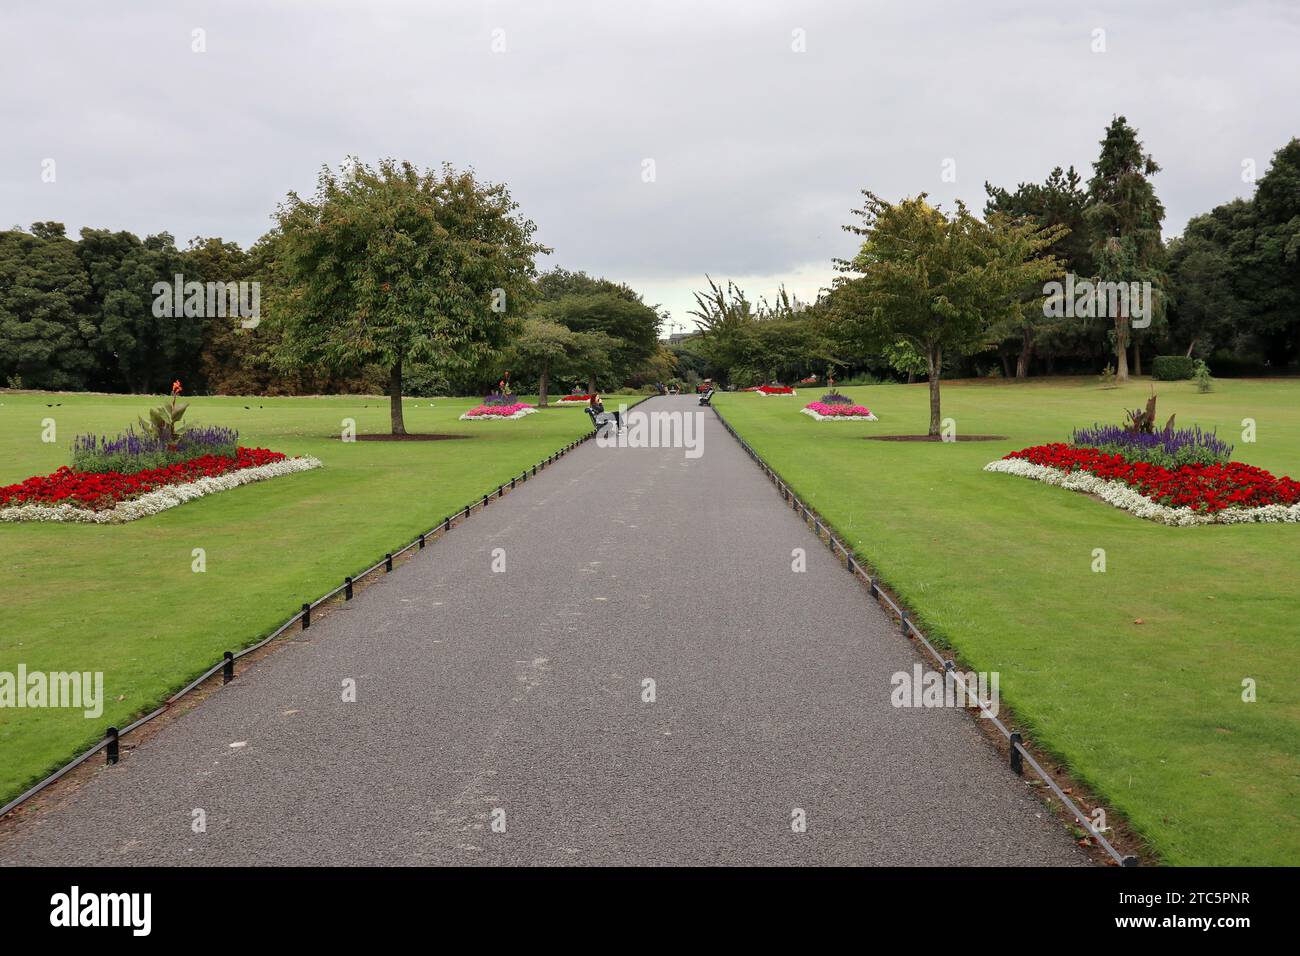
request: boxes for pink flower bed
[801,402,878,421]
[461,402,536,420]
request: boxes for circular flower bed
[986,443,1300,525]
[459,402,537,420]
[755,385,795,396]
[801,401,878,421]
[555,394,595,405]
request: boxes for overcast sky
[3,0,1297,332]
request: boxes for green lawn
[715,377,1300,866]
[0,392,592,803]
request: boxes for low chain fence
[710,403,1137,867]
[0,404,636,820]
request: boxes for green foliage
[1193,359,1214,393]
[1084,117,1168,379]
[688,276,833,386]
[269,158,547,433]
[830,192,1064,434]
[0,224,97,390]
[1152,355,1193,380]
[1167,138,1300,370]
[539,291,658,389]
[78,228,200,393]
[138,387,189,441]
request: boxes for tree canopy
[269,158,548,433]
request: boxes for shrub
[1152,355,1194,380]
[1098,363,1117,388]
[819,388,854,405]
[72,425,240,473]
[1071,422,1233,468]
[1193,359,1214,393]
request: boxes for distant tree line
[0,159,662,412]
[677,122,1300,390]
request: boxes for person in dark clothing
[589,392,622,429]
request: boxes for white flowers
[0,456,323,524]
[984,458,1300,526]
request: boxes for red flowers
[0,448,286,511]
[1005,444,1300,512]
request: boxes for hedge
[1152,355,1195,380]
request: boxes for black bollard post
[223,651,234,684]
[302,602,311,629]
[418,534,425,550]
[1009,732,1024,775]
[385,553,393,572]
[345,576,354,600]
[900,612,909,636]
[106,727,119,765]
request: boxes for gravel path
[0,396,1085,866]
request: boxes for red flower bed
[0,447,286,512]
[556,394,595,402]
[757,385,794,395]
[1005,444,1300,512]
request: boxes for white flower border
[459,406,537,421]
[801,407,879,422]
[984,457,1300,526]
[0,456,323,524]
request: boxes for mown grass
[715,377,1300,866]
[0,392,591,803]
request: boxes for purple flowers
[72,425,239,473]
[1070,422,1233,468]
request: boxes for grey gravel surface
[0,396,1086,866]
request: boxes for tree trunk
[1184,338,1197,358]
[538,363,550,407]
[1000,351,1012,379]
[906,370,916,385]
[1016,327,1033,379]
[587,373,596,395]
[389,360,406,436]
[927,345,942,437]
[1133,337,1143,376]
[1114,316,1130,382]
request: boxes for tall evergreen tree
[1084,117,1166,382]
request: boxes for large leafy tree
[831,192,1063,436]
[541,291,659,393]
[506,317,614,406]
[0,223,97,390]
[270,158,547,434]
[984,166,1092,377]
[1167,138,1300,368]
[1084,117,1166,382]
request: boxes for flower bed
[801,401,879,421]
[985,443,1300,525]
[555,394,595,405]
[755,385,795,396]
[459,402,537,420]
[0,448,322,524]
